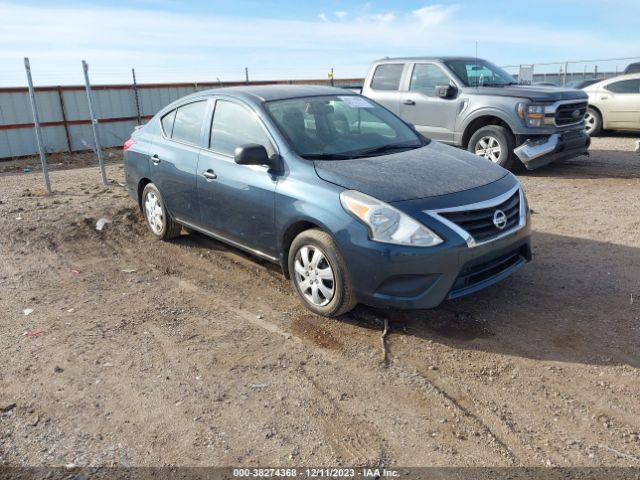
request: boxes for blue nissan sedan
[123,85,531,317]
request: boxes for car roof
[182,85,353,103]
[373,56,481,63]
[584,73,640,90]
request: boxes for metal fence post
[132,68,142,125]
[82,60,107,185]
[24,58,52,194]
[56,86,72,152]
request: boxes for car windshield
[445,59,517,87]
[264,95,425,159]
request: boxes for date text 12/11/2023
[232,468,400,478]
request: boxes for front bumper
[337,214,532,310]
[514,129,590,170]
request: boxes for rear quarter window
[161,109,176,137]
[370,64,404,91]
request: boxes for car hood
[313,141,508,203]
[466,85,588,102]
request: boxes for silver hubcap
[584,112,596,134]
[475,136,502,162]
[294,245,335,306]
[144,191,164,235]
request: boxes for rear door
[196,99,279,256]
[400,63,460,143]
[600,79,640,130]
[363,63,406,115]
[150,100,209,223]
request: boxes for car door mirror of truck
[436,85,457,99]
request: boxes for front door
[196,99,279,257]
[400,63,460,143]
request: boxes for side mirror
[234,144,273,167]
[436,84,457,99]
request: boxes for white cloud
[335,11,348,19]
[372,12,396,24]
[412,4,459,25]
[0,1,637,86]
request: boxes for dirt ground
[0,135,639,469]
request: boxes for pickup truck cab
[361,56,591,170]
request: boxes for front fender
[459,107,519,134]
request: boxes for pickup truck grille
[439,190,521,244]
[555,101,587,126]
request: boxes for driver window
[409,64,451,96]
[210,100,275,157]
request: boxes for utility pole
[82,60,107,186]
[24,58,52,193]
[245,67,249,85]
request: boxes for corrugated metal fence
[0,78,363,159]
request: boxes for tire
[288,229,356,317]
[584,107,602,136]
[141,183,182,240]
[468,125,515,169]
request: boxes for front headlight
[516,103,545,127]
[340,190,443,247]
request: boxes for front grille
[449,246,527,297]
[555,101,587,126]
[439,190,521,244]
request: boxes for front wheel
[288,229,356,317]
[584,107,602,136]
[468,125,515,169]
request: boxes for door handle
[403,99,416,106]
[202,169,217,180]
[151,154,161,165]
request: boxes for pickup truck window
[265,95,423,159]
[445,59,515,87]
[371,64,404,91]
[410,64,452,96]
[605,79,640,94]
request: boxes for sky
[1,0,639,86]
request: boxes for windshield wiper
[349,142,422,158]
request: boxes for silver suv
[362,57,591,170]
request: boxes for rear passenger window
[161,109,176,137]
[210,100,275,157]
[606,79,640,94]
[171,101,207,145]
[371,64,404,91]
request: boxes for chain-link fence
[502,56,640,86]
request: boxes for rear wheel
[468,125,515,169]
[584,107,602,136]
[141,183,182,240]
[288,229,356,317]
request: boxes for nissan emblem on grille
[572,109,581,119]
[493,209,507,230]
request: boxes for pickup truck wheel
[468,125,515,169]
[584,107,602,136]
[141,183,182,240]
[288,229,357,318]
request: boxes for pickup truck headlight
[340,190,443,247]
[516,103,545,127]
